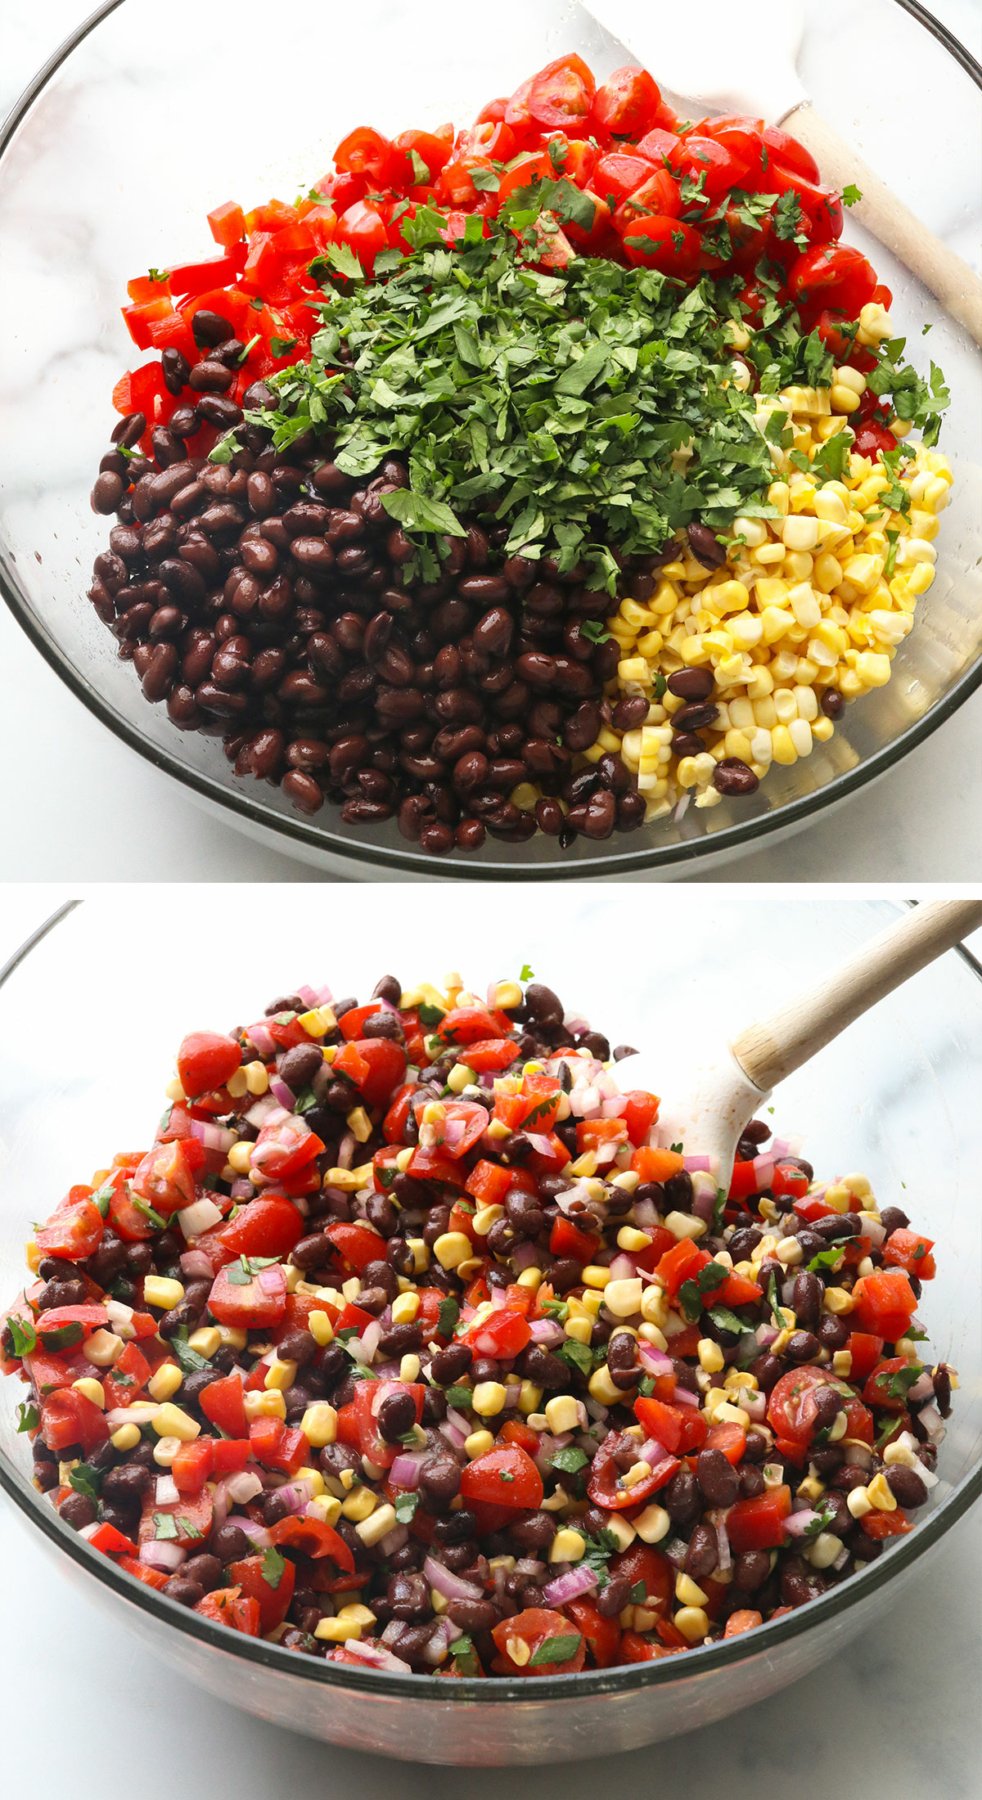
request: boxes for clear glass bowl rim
[0,897,979,1703]
[1,2,981,877]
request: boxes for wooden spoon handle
[785,103,982,347]
[731,899,982,1094]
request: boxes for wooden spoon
[613,899,982,1192]
[584,0,982,345]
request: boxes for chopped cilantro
[6,1317,37,1357]
[841,184,862,207]
[169,1328,213,1375]
[445,1385,474,1408]
[884,1363,924,1401]
[269,335,298,358]
[68,1462,102,1502]
[131,1194,168,1230]
[528,1632,583,1667]
[394,1491,419,1524]
[437,1297,460,1337]
[154,1512,179,1540]
[16,1401,40,1433]
[520,963,535,982]
[559,1338,596,1378]
[806,1246,845,1275]
[262,1546,287,1588]
[766,1271,784,1330]
[579,619,612,644]
[550,1445,589,1475]
[417,1002,446,1027]
[449,1633,480,1674]
[707,1303,749,1335]
[470,165,501,193]
[678,1259,729,1322]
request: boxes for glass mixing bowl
[0,0,981,878]
[0,893,979,1762]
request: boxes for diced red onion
[513,1558,546,1578]
[771,1137,793,1160]
[294,985,319,1008]
[510,1240,541,1272]
[752,1156,775,1190]
[569,1086,600,1119]
[637,1437,668,1467]
[139,1539,187,1573]
[832,1543,850,1571]
[756,1323,780,1348]
[105,1299,134,1330]
[257,1266,284,1294]
[225,1470,263,1505]
[742,1390,767,1422]
[683,1154,713,1173]
[274,1479,313,1516]
[269,1075,296,1111]
[155,1474,179,1506]
[529,1317,565,1348]
[542,1564,599,1605]
[601,1095,628,1118]
[380,1525,410,1559]
[232,1515,273,1549]
[247,1023,275,1058]
[439,1421,467,1451]
[862,1215,886,1248]
[563,1017,591,1039]
[445,1406,472,1439]
[389,1453,424,1488]
[422,1620,455,1665]
[337,1132,356,1170]
[188,1119,238,1152]
[349,1320,381,1365]
[783,1507,821,1537]
[632,1196,658,1228]
[674,793,691,822]
[106,1403,158,1429]
[584,1397,609,1422]
[229,1179,253,1201]
[691,1186,718,1224]
[664,1535,689,1569]
[423,1556,483,1603]
[711,1513,731,1574]
[907,1370,935,1405]
[381,1620,409,1648]
[178,1210,223,1252]
[344,1637,413,1674]
[638,1342,675,1378]
[671,1384,699,1410]
[917,1403,945,1443]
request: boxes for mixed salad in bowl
[2,970,954,1676]
[88,53,952,856]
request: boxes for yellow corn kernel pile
[592,311,952,820]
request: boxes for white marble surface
[0,0,980,882]
[0,885,979,1797]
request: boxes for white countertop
[1,0,981,882]
[0,885,979,1796]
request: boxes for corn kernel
[110,1423,142,1452]
[433,1231,473,1271]
[301,1403,338,1448]
[152,1435,180,1468]
[148,1363,183,1404]
[390,1290,420,1325]
[674,1606,710,1643]
[355,1501,397,1548]
[243,1389,286,1423]
[603,1277,643,1319]
[71,1377,105,1409]
[622,1504,666,1546]
[142,1275,185,1312]
[148,1401,199,1442]
[340,1485,377,1523]
[544,1394,581,1435]
[549,1528,586,1563]
[83,1330,123,1368]
[664,1211,707,1241]
[187,1326,221,1358]
[308,1309,334,1348]
[698,1338,725,1374]
[675,1571,708,1607]
[866,1471,898,1512]
[472,1381,507,1417]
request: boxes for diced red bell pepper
[208,200,246,247]
[725,1485,792,1552]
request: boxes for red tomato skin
[587,1436,680,1510]
[207,1264,287,1331]
[528,54,596,135]
[36,1195,105,1262]
[199,1373,249,1438]
[726,1485,792,1552]
[491,1607,586,1675]
[195,1587,261,1635]
[851,1270,917,1341]
[229,1553,297,1633]
[460,1445,544,1512]
[566,1597,622,1667]
[177,1031,242,1098]
[592,66,661,140]
[883,1229,936,1281]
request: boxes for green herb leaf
[559,1338,595,1378]
[806,1246,845,1275]
[6,1317,37,1358]
[169,1327,213,1375]
[550,1445,589,1475]
[449,1633,480,1674]
[154,1512,179,1540]
[707,1304,749,1335]
[417,1002,446,1027]
[528,1632,583,1668]
[69,1462,102,1502]
[16,1401,40,1433]
[841,184,862,207]
[394,1491,419,1524]
[520,963,535,982]
[437,1297,460,1338]
[262,1545,287,1588]
[269,335,298,357]
[445,1385,474,1408]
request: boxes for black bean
[696,1448,739,1507]
[885,1464,928,1509]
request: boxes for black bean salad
[2,973,954,1676]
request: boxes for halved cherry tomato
[463,1039,522,1072]
[139,1489,214,1547]
[611,1542,673,1611]
[460,1444,544,1512]
[172,1439,214,1495]
[845,1332,885,1382]
[195,1587,261,1635]
[207,1262,287,1331]
[177,1031,242,1098]
[860,1508,912,1540]
[586,1432,679,1510]
[592,65,661,140]
[132,1139,199,1216]
[40,1388,109,1454]
[324,1221,387,1273]
[767,1365,872,1457]
[416,1099,489,1160]
[704,1420,747,1465]
[34,1304,108,1348]
[528,54,596,134]
[492,1607,585,1675]
[250,1113,324,1183]
[36,1193,105,1262]
[862,1356,918,1414]
[634,1394,684,1454]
